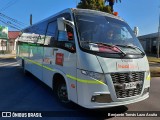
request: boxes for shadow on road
[27,70,128,119]
[0,58,128,120]
[67,105,128,119]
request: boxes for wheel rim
[57,83,69,103]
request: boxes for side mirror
[57,17,66,31]
[57,17,74,31]
[57,17,74,42]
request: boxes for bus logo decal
[56,53,64,66]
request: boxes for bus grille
[111,72,144,98]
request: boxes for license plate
[125,82,137,89]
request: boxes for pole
[157,12,160,58]
[76,0,78,6]
[30,14,32,26]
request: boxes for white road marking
[0,62,19,67]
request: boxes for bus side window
[45,21,57,46]
[66,25,74,41]
[57,24,76,52]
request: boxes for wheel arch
[52,72,71,100]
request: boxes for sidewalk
[0,54,16,59]
[148,57,160,77]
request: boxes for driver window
[57,24,75,52]
[66,25,74,41]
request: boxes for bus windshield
[74,10,144,55]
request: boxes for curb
[0,54,16,59]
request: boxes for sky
[0,0,159,36]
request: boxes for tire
[56,80,71,104]
[22,59,28,75]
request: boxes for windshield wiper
[115,44,145,56]
[95,42,127,56]
[81,41,126,56]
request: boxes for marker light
[146,71,150,80]
[113,12,118,16]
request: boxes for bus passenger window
[45,21,57,46]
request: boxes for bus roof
[72,8,124,21]
[22,8,124,32]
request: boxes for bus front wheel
[56,80,70,104]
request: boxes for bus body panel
[76,51,103,73]
[41,47,78,103]
[76,56,150,108]
[96,56,149,73]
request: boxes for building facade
[0,31,20,53]
[138,32,159,54]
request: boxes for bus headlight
[81,70,105,83]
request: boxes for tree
[105,0,121,12]
[77,0,121,14]
[77,0,112,14]
[77,0,105,11]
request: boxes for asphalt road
[0,58,160,120]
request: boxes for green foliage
[77,0,103,10]
[102,5,112,14]
[77,0,121,14]
[77,0,112,14]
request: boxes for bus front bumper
[80,93,149,109]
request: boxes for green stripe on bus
[66,74,105,85]
[42,65,56,72]
[22,57,55,72]
[20,56,105,85]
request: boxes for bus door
[42,17,78,103]
[53,17,77,103]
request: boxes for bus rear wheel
[22,59,29,75]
